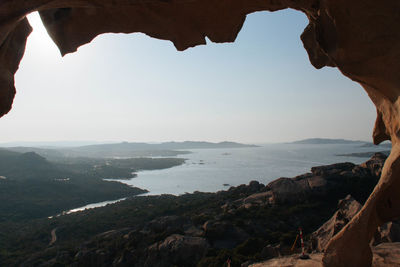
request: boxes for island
[336,150,391,158]
[289,138,366,145]
[6,141,258,159]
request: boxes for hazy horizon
[0,10,376,144]
[0,137,378,148]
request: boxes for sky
[0,10,376,144]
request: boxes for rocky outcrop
[373,222,400,246]
[250,242,400,267]
[237,153,386,207]
[69,220,209,267]
[310,195,362,252]
[251,253,324,267]
[310,194,400,252]
[372,242,400,267]
[145,234,209,267]
[0,18,31,117]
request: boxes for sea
[110,143,387,195]
[67,143,387,214]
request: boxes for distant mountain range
[76,141,258,151]
[289,138,367,144]
[336,150,391,158]
[289,138,389,145]
[3,141,258,159]
[0,141,108,148]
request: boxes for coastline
[5,153,387,266]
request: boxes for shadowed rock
[310,195,362,252]
[146,234,209,267]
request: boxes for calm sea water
[111,143,386,195]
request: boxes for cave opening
[0,10,375,145]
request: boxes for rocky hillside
[2,153,389,267]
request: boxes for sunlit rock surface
[1,0,400,266]
[250,242,400,267]
[310,194,400,253]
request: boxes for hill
[290,138,366,145]
[63,141,257,158]
[337,150,391,158]
[0,147,187,222]
[5,141,257,159]
[0,148,191,222]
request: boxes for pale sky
[0,10,376,144]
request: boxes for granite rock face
[262,153,385,205]
[373,222,400,246]
[1,1,400,266]
[250,242,400,267]
[310,194,400,253]
[222,154,386,212]
[310,195,362,252]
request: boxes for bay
[111,143,386,195]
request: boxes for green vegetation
[0,174,379,266]
[0,149,185,222]
[55,156,186,179]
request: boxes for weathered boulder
[145,234,209,267]
[260,244,282,259]
[360,153,388,177]
[263,154,386,205]
[310,195,362,252]
[242,191,270,208]
[310,194,400,252]
[372,242,400,267]
[373,221,400,246]
[311,163,355,177]
[265,177,311,204]
[228,181,266,196]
